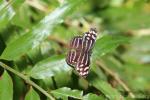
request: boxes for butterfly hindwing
[76,52,90,77]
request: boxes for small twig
[0,62,55,100]
[96,61,135,98]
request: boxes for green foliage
[90,79,123,100]
[0,0,83,60]
[0,0,149,100]
[29,55,71,79]
[25,87,40,100]
[83,93,104,100]
[0,0,15,30]
[0,70,13,100]
[51,87,83,99]
[93,35,129,58]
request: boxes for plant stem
[0,62,55,100]
[96,61,135,98]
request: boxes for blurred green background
[0,0,150,100]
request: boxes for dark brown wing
[76,52,90,77]
[66,36,83,68]
[66,28,97,77]
[82,28,97,52]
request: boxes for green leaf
[12,3,36,28]
[1,0,83,60]
[12,1,44,28]
[0,0,15,30]
[90,79,123,100]
[83,93,104,100]
[0,70,13,100]
[51,87,83,99]
[93,35,129,58]
[29,55,71,79]
[88,66,123,100]
[25,87,40,100]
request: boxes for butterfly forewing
[66,36,83,67]
[83,28,97,51]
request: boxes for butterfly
[66,28,97,77]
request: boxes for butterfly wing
[66,36,83,67]
[66,28,97,77]
[76,28,97,77]
[76,52,90,77]
[82,28,97,52]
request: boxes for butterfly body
[66,28,97,77]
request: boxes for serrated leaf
[1,0,83,60]
[29,55,71,79]
[93,35,129,58]
[25,87,40,100]
[51,87,83,99]
[83,93,104,100]
[0,70,13,100]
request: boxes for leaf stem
[96,61,135,98]
[0,62,55,100]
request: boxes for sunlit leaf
[51,87,83,99]
[83,93,104,100]
[0,0,15,30]
[25,87,40,100]
[29,55,71,79]
[0,0,84,60]
[0,70,13,100]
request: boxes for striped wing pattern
[66,36,83,67]
[66,28,97,77]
